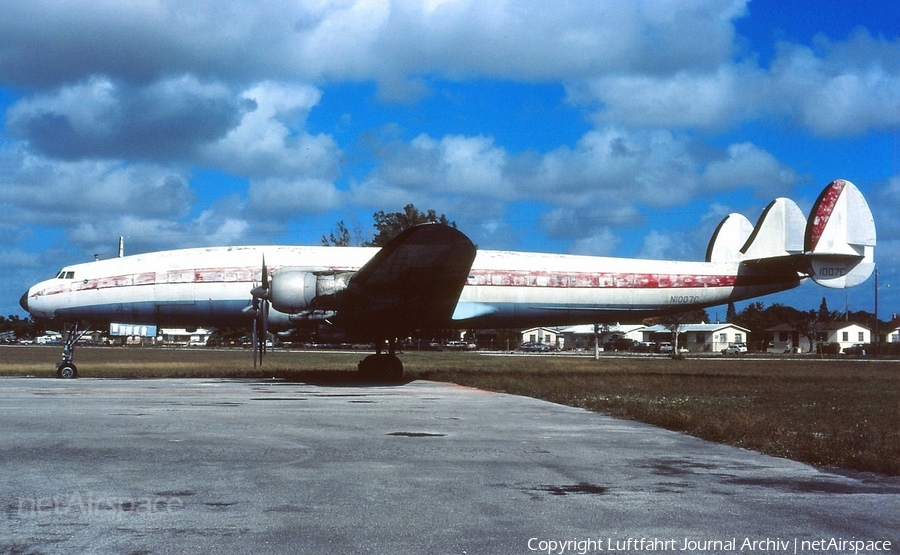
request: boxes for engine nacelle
[269,268,353,314]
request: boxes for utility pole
[875,267,879,356]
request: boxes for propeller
[249,256,270,368]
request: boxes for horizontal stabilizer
[804,179,876,288]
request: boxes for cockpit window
[56,270,75,279]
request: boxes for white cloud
[700,142,799,196]
[765,31,900,136]
[0,0,748,89]
[203,81,342,179]
[573,29,900,136]
[580,64,761,130]
[2,0,897,316]
[568,228,622,257]
[6,75,243,160]
[246,177,341,217]
[0,149,194,225]
[353,133,510,204]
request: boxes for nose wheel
[57,362,78,379]
[56,321,91,379]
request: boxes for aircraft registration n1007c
[20,179,875,379]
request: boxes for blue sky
[2,0,899,321]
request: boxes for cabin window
[56,270,75,279]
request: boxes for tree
[322,204,457,247]
[368,204,456,247]
[818,296,840,323]
[643,308,710,356]
[321,220,366,247]
[725,301,736,322]
[0,314,48,341]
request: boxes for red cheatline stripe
[465,270,738,288]
[806,180,844,252]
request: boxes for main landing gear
[56,321,91,379]
[358,338,404,381]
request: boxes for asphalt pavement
[1,378,897,554]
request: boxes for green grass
[3,346,898,476]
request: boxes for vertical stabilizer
[706,213,753,263]
[740,198,806,260]
[805,179,876,288]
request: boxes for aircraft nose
[19,290,29,313]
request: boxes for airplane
[20,179,876,380]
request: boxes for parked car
[656,342,673,354]
[843,343,867,355]
[519,342,551,352]
[632,341,656,353]
[722,342,748,355]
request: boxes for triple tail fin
[705,179,876,289]
[804,179,876,288]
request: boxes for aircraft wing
[332,224,477,338]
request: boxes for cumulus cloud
[203,82,342,179]
[1,0,897,316]
[351,133,510,207]
[0,0,747,90]
[396,134,505,193]
[563,228,623,257]
[699,142,799,196]
[578,64,762,130]
[6,75,245,160]
[246,177,341,217]
[765,31,900,136]
[0,148,194,226]
[346,123,798,249]
[574,29,900,136]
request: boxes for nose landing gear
[56,321,91,379]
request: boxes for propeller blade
[261,298,269,363]
[256,255,269,367]
[261,254,269,291]
[252,317,258,369]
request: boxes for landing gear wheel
[57,362,78,379]
[358,354,403,382]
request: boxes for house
[640,323,750,353]
[553,322,751,353]
[558,323,645,351]
[519,327,565,350]
[815,322,871,353]
[886,326,900,344]
[764,323,811,353]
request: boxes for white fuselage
[22,245,802,330]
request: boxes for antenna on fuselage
[118,236,124,258]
